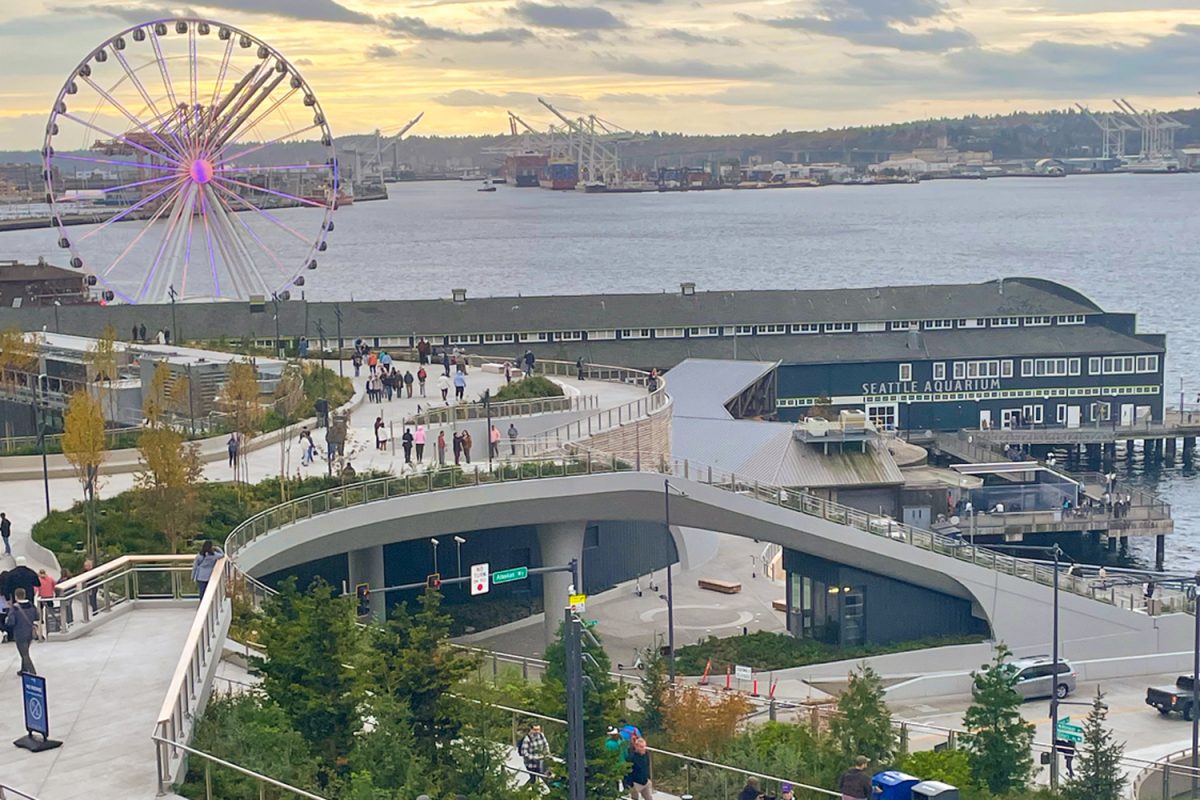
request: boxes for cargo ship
[539,159,579,190]
[506,152,548,187]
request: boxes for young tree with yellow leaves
[87,324,120,425]
[135,424,205,553]
[62,389,107,559]
[219,360,264,486]
[662,685,752,756]
[0,326,37,439]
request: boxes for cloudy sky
[2,0,1200,146]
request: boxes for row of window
[896,355,1159,382]
[779,385,1161,407]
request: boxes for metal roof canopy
[951,461,1081,485]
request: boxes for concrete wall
[233,471,1196,676]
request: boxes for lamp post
[52,300,61,334]
[663,479,687,684]
[430,537,440,575]
[484,389,493,468]
[30,396,49,517]
[315,319,329,400]
[334,304,344,378]
[168,285,179,343]
[271,293,283,358]
[453,535,466,582]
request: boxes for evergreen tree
[830,664,897,767]
[638,645,669,735]
[961,645,1035,794]
[1062,688,1126,800]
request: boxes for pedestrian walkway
[0,607,196,800]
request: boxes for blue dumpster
[911,780,959,800]
[872,771,919,800]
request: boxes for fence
[1133,748,1200,800]
[150,736,327,800]
[0,784,39,800]
[404,393,598,427]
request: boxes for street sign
[1057,733,1083,743]
[471,562,491,596]
[735,665,752,681]
[569,593,587,612]
[22,673,49,737]
[493,566,529,584]
[1056,717,1083,734]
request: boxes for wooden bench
[772,598,788,613]
[698,578,742,594]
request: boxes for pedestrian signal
[427,573,442,590]
[355,583,370,617]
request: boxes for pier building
[8,277,1164,436]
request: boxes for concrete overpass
[230,468,1194,667]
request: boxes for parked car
[1146,676,1197,719]
[975,656,1077,701]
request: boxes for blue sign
[22,673,49,737]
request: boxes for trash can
[911,780,959,800]
[872,771,920,800]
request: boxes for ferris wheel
[42,18,338,304]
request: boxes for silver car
[1008,656,1077,700]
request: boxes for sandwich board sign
[15,673,62,752]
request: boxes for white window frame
[1024,316,1052,326]
[1089,357,1101,375]
[1021,359,1033,377]
[482,333,515,344]
[587,329,617,341]
[992,317,1020,328]
[559,331,584,342]
[923,319,954,330]
[1001,360,1013,378]
[899,363,912,381]
[933,362,945,381]
[1056,404,1068,424]
[1068,358,1080,376]
[824,322,854,334]
[857,322,886,333]
[653,328,685,339]
[734,325,754,335]
[890,320,918,331]
[790,323,820,334]
[1135,355,1159,373]
[1057,314,1085,326]
[1102,356,1136,375]
[958,318,987,329]
[952,362,965,380]
[619,329,651,340]
[757,324,787,336]
[687,326,719,338]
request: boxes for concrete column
[1103,442,1116,464]
[1125,440,1135,460]
[347,544,386,621]
[1156,534,1166,572]
[1184,437,1196,464]
[537,521,586,648]
[1107,535,1117,554]
[1166,438,1178,460]
[1086,443,1101,462]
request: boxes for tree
[219,360,263,485]
[61,389,106,559]
[273,366,306,502]
[830,664,897,767]
[902,750,973,790]
[250,578,366,782]
[0,326,37,439]
[961,645,1035,794]
[87,323,119,425]
[135,423,205,553]
[638,644,669,735]
[661,685,752,755]
[1062,688,1126,800]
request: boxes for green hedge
[674,630,986,673]
[487,375,564,402]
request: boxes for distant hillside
[6,106,1197,171]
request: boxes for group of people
[362,360,426,404]
[130,323,172,346]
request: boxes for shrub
[487,375,564,402]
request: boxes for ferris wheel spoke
[148,27,181,115]
[99,173,180,194]
[100,179,188,277]
[201,63,268,155]
[80,175,188,242]
[180,185,198,296]
[214,175,329,215]
[210,36,235,115]
[214,121,324,168]
[188,26,198,113]
[54,152,181,173]
[214,163,325,174]
[212,184,289,274]
[213,85,297,154]
[58,111,182,167]
[77,74,184,163]
[136,180,192,302]
[111,46,187,159]
[207,187,269,296]
[197,190,222,297]
[209,179,314,244]
[206,67,280,155]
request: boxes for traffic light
[355,583,370,617]
[426,572,441,590]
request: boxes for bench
[772,598,788,613]
[698,578,742,594]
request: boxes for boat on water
[303,182,354,209]
[539,159,578,190]
[458,170,486,181]
[478,179,497,192]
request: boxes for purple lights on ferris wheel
[41,16,337,304]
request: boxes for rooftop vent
[680,282,696,297]
[451,288,467,303]
[906,329,924,350]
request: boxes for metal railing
[0,785,39,800]
[225,444,1175,617]
[154,557,233,795]
[150,735,327,800]
[404,393,597,427]
[1133,747,1200,800]
[37,554,199,638]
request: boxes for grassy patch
[674,630,986,673]
[488,375,564,402]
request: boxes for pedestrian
[524,349,535,376]
[838,756,872,800]
[1056,738,1076,777]
[576,356,585,380]
[164,329,171,345]
[738,777,764,800]
[618,719,642,743]
[437,430,446,466]
[36,568,55,602]
[5,557,38,604]
[0,512,10,556]
[192,540,223,599]
[453,431,463,465]
[380,350,392,371]
[417,366,427,397]
[489,424,501,459]
[300,428,313,465]
[442,350,451,377]
[326,430,336,463]
[404,370,414,398]
[780,784,795,800]
[402,427,414,464]
[383,371,393,402]
[414,425,426,462]
[461,430,473,464]
[156,329,166,344]
[520,723,551,784]
[6,587,37,675]
[438,373,450,402]
[82,557,98,613]
[508,422,519,455]
[626,736,653,800]
[606,727,632,790]
[139,323,147,342]
[299,336,309,357]
[418,338,429,365]
[374,416,386,450]
[352,351,362,377]
[454,370,466,401]
[131,325,139,342]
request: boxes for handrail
[515,377,669,458]
[1132,747,1200,800]
[404,393,597,427]
[150,735,328,800]
[0,784,39,800]
[38,555,197,638]
[154,557,232,795]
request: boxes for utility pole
[168,285,179,343]
[484,389,493,468]
[334,305,344,378]
[563,607,587,800]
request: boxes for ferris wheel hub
[188,158,215,185]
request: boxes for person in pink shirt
[489,424,502,460]
[414,425,426,462]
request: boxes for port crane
[538,97,624,189]
[1111,99,1185,164]
[1076,103,1136,160]
[365,111,425,183]
[342,112,424,199]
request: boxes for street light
[484,389,493,468]
[271,293,283,358]
[52,300,61,334]
[454,535,466,582]
[334,304,344,378]
[663,479,687,684]
[430,537,440,575]
[168,285,179,343]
